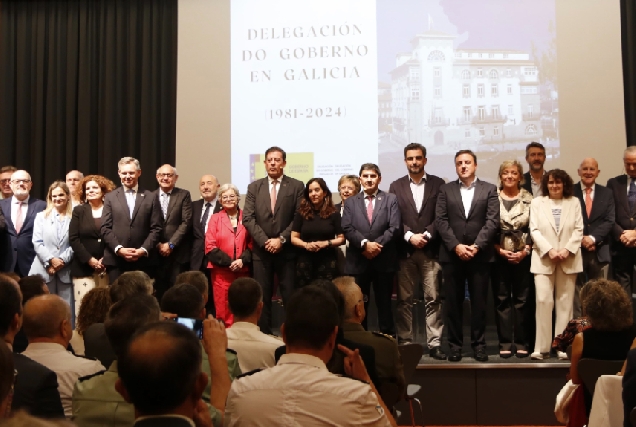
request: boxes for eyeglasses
[221,195,238,201]
[0,179,10,184]
[157,173,175,178]
[11,179,31,184]
[359,295,369,303]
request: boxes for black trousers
[611,246,636,296]
[253,252,295,334]
[107,259,154,284]
[490,256,531,351]
[153,257,188,303]
[354,269,395,335]
[574,250,607,317]
[442,259,490,351]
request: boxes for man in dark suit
[153,164,192,300]
[607,146,636,297]
[435,150,499,362]
[573,158,615,317]
[243,147,304,334]
[389,143,446,358]
[342,163,400,335]
[0,170,46,276]
[521,141,546,197]
[0,278,64,418]
[101,157,163,283]
[191,174,222,316]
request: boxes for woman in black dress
[291,178,345,287]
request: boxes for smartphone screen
[174,317,203,339]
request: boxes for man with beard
[522,142,547,197]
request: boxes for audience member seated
[623,348,636,427]
[72,294,161,427]
[175,270,210,309]
[0,341,14,419]
[569,279,635,415]
[334,276,405,398]
[274,279,380,389]
[225,285,398,427]
[0,278,64,418]
[226,278,282,372]
[71,287,112,356]
[160,284,241,399]
[83,270,153,368]
[115,320,231,427]
[13,275,50,353]
[21,295,104,417]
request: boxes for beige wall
[177,0,627,199]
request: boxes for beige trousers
[533,268,576,354]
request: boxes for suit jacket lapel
[467,181,485,219]
[21,199,38,234]
[1,200,16,235]
[117,188,131,221]
[371,191,385,226]
[616,176,631,215]
[542,198,558,234]
[558,199,573,237]
[420,177,434,214]
[273,177,288,215]
[573,185,587,221]
[401,178,418,215]
[131,190,145,221]
[165,189,178,222]
[450,181,465,219]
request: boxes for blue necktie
[201,202,212,229]
[126,189,136,219]
[629,180,636,211]
[161,193,170,219]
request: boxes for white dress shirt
[459,178,478,217]
[224,353,392,427]
[22,342,105,417]
[11,195,29,227]
[404,175,432,242]
[226,322,283,373]
[268,175,283,197]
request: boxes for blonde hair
[497,160,525,190]
[43,181,72,218]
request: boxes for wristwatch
[168,243,175,250]
[279,235,287,244]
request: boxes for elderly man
[22,295,104,417]
[191,174,221,315]
[333,276,405,399]
[153,164,192,300]
[101,157,163,282]
[65,170,84,207]
[0,170,46,276]
[572,158,614,317]
[0,166,17,200]
[226,277,283,372]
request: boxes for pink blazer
[205,210,252,271]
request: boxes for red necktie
[270,180,278,214]
[585,187,592,218]
[366,195,374,223]
[15,201,24,234]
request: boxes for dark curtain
[0,0,177,198]
[622,0,636,147]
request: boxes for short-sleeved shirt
[292,210,342,243]
[224,353,392,427]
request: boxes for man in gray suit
[342,163,400,335]
[435,150,499,362]
[153,164,192,300]
[101,157,163,283]
[243,147,304,334]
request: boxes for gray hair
[118,157,141,171]
[156,164,178,175]
[624,146,636,157]
[217,183,240,201]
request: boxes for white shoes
[557,351,568,360]
[530,352,544,360]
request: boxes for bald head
[23,295,71,341]
[333,276,365,323]
[199,174,219,202]
[578,157,600,188]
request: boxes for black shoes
[429,347,447,360]
[448,349,462,362]
[473,348,488,362]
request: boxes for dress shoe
[429,347,447,360]
[515,350,529,358]
[473,349,488,362]
[499,350,513,359]
[530,352,544,360]
[448,349,462,362]
[557,351,568,360]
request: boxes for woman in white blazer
[29,181,75,325]
[529,169,583,360]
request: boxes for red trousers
[210,268,249,327]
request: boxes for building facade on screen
[388,30,544,148]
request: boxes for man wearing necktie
[572,158,615,317]
[190,174,222,316]
[607,147,636,297]
[101,157,163,283]
[152,164,192,301]
[243,147,304,334]
[341,163,401,336]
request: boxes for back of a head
[582,279,633,331]
[175,271,208,298]
[22,295,69,340]
[77,287,112,335]
[333,276,359,321]
[109,271,153,303]
[0,280,22,337]
[308,279,345,326]
[228,277,262,318]
[105,294,161,359]
[160,284,204,319]
[284,285,339,350]
[117,322,202,415]
[18,275,47,305]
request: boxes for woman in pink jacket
[205,183,252,326]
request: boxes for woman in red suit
[205,183,252,326]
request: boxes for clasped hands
[117,247,146,262]
[363,241,382,259]
[581,236,596,251]
[455,244,479,261]
[46,257,65,275]
[305,240,329,252]
[409,233,428,249]
[497,247,527,265]
[620,230,636,248]
[548,248,571,262]
[157,242,173,257]
[88,257,105,272]
[264,237,283,253]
